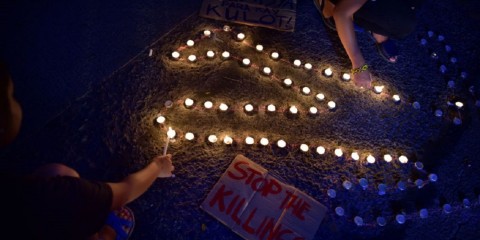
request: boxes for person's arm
[333,0,371,88]
[107,154,174,210]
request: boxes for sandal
[106,206,135,240]
[368,31,398,63]
[314,0,336,31]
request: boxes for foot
[314,0,336,30]
[371,32,398,63]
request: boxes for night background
[1,0,480,239]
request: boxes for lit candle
[277,139,286,148]
[163,127,176,156]
[302,87,311,95]
[270,52,279,60]
[334,148,343,157]
[236,33,245,41]
[455,101,464,109]
[219,103,229,111]
[289,105,298,114]
[203,101,213,109]
[221,51,230,59]
[188,55,197,62]
[309,107,318,115]
[223,136,233,145]
[283,78,293,87]
[342,73,351,81]
[245,136,254,145]
[399,155,408,164]
[156,115,166,124]
[374,85,384,94]
[203,29,211,37]
[256,44,264,52]
[366,155,376,164]
[260,138,269,146]
[328,101,336,110]
[242,58,251,66]
[244,104,254,112]
[392,94,401,103]
[351,152,360,161]
[316,93,325,101]
[316,146,326,155]
[186,40,195,47]
[293,59,301,67]
[263,67,272,75]
[171,51,180,60]
[185,132,195,141]
[208,135,218,143]
[324,67,333,77]
[304,63,312,70]
[206,50,215,58]
[184,98,194,108]
[383,154,393,163]
[300,144,309,152]
[267,104,276,112]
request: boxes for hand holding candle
[163,127,176,156]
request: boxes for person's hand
[154,154,175,178]
[352,70,372,89]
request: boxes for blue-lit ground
[1,0,480,239]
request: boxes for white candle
[277,139,286,148]
[300,144,309,152]
[392,94,401,103]
[206,50,215,58]
[223,136,233,145]
[156,115,166,124]
[149,49,153,57]
[188,55,197,62]
[374,85,384,94]
[316,93,325,101]
[260,138,269,146]
[351,152,360,161]
[366,155,376,164]
[186,40,195,47]
[328,101,336,110]
[163,127,176,155]
[267,104,276,112]
[263,67,272,75]
[316,146,326,155]
[223,25,231,32]
[171,51,180,60]
[271,52,279,60]
[236,33,245,41]
[302,87,311,95]
[245,136,254,145]
[304,63,312,70]
[208,135,218,143]
[455,101,464,109]
[293,59,301,67]
[203,29,211,37]
[185,132,195,141]
[342,73,351,81]
[219,103,229,111]
[184,98,194,108]
[334,148,343,157]
[256,44,264,52]
[309,107,318,115]
[324,67,333,77]
[244,104,254,112]
[222,51,230,59]
[399,155,408,164]
[242,58,251,66]
[289,106,298,114]
[283,78,293,87]
[383,154,393,162]
[204,101,213,109]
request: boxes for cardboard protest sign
[201,155,327,240]
[199,0,297,32]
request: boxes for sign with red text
[201,155,327,240]
[199,0,297,32]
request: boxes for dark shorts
[4,175,113,240]
[330,0,419,39]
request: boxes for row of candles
[156,120,410,165]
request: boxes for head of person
[0,62,22,147]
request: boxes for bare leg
[32,163,80,178]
